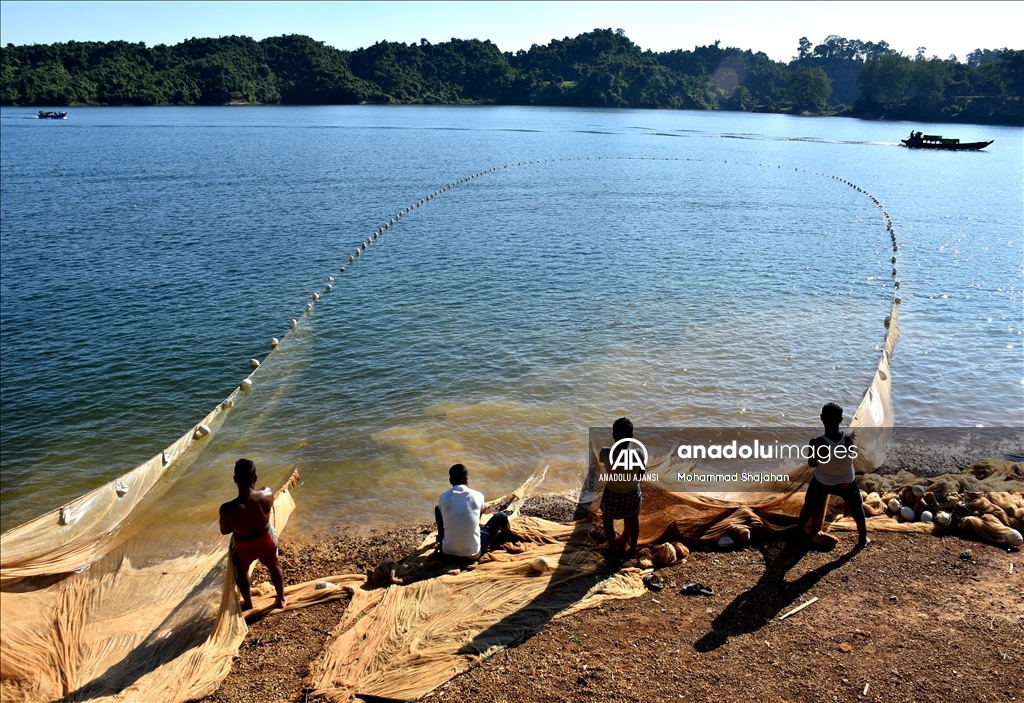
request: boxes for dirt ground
[202,499,1022,703]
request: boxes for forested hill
[2,30,1021,125]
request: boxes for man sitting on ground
[795,403,869,550]
[219,458,288,609]
[435,463,515,561]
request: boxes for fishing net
[3,167,1020,703]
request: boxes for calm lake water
[1,105,1021,533]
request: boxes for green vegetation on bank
[2,30,1020,125]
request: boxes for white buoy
[912,485,926,498]
[900,506,916,521]
[328,276,334,281]
[934,511,952,526]
[920,510,934,523]
[59,508,71,526]
[115,480,129,497]
[270,338,279,348]
[312,292,320,302]
[290,319,297,330]
[250,357,260,368]
[240,378,252,391]
[196,423,211,437]
[884,315,892,327]
[718,535,735,548]
[349,255,355,263]
[326,284,332,291]
[892,268,897,276]
[1007,529,1024,547]
[887,498,901,514]
[339,267,345,272]
[894,297,902,304]
[531,556,555,573]
[305,303,313,313]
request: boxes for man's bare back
[219,486,274,540]
[220,459,288,610]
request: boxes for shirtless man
[795,403,869,550]
[598,417,644,561]
[219,458,288,609]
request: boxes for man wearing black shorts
[796,403,869,550]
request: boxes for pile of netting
[7,452,1020,703]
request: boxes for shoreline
[5,102,1020,128]
[201,494,1022,703]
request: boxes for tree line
[1,30,1020,125]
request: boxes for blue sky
[1,1,1020,63]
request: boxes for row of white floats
[203,157,906,444]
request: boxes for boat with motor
[37,110,67,119]
[901,131,992,150]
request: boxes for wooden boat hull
[901,139,993,151]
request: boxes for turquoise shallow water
[1,106,1021,531]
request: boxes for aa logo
[609,438,648,473]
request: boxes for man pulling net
[219,458,289,610]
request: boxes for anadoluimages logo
[608,437,648,472]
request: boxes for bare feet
[241,598,253,611]
[275,595,289,609]
[809,532,839,550]
[854,536,871,551]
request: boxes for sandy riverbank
[200,495,1021,703]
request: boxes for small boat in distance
[901,131,992,150]
[37,110,67,119]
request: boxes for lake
[1,105,1020,534]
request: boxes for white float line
[253,156,904,408]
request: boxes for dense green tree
[855,52,913,112]
[657,41,787,111]
[787,66,832,112]
[0,32,1018,124]
[789,35,894,107]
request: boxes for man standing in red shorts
[219,458,288,610]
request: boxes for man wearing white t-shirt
[435,463,514,560]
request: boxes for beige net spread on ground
[305,456,1022,702]
[3,244,1023,703]
[0,470,299,703]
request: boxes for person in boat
[219,458,288,609]
[434,463,516,562]
[795,403,869,550]
[598,417,644,561]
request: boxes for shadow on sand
[694,538,858,652]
